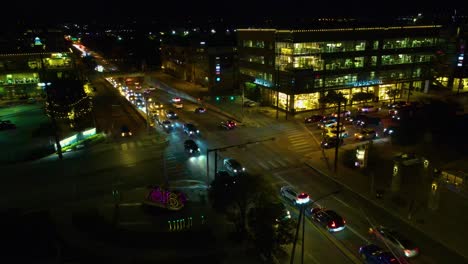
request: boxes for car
[383,126,398,136]
[172,97,182,103]
[331,110,351,118]
[0,120,16,130]
[161,120,174,131]
[355,128,378,140]
[369,226,419,258]
[194,107,206,113]
[387,101,408,109]
[280,186,305,204]
[183,123,200,136]
[304,115,325,124]
[165,110,178,119]
[320,137,344,149]
[308,207,346,232]
[27,97,37,104]
[219,120,237,130]
[172,102,183,109]
[184,139,200,155]
[354,116,382,128]
[318,119,337,129]
[323,125,348,138]
[215,170,231,179]
[358,105,380,113]
[120,125,132,137]
[243,101,257,107]
[359,244,400,264]
[223,158,245,175]
[149,101,164,110]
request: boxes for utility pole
[241,83,245,121]
[290,190,340,264]
[206,137,275,184]
[334,101,342,173]
[276,66,280,120]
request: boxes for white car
[280,186,301,204]
[318,120,338,129]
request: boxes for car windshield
[229,160,241,168]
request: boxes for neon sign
[144,186,187,211]
[347,80,382,87]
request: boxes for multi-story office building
[0,28,77,100]
[435,16,468,93]
[161,31,238,95]
[237,25,442,112]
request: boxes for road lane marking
[121,143,128,150]
[276,159,287,167]
[267,160,279,169]
[333,196,353,210]
[306,252,320,264]
[258,161,269,170]
[346,224,370,244]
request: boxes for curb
[303,159,468,262]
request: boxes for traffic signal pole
[205,137,275,184]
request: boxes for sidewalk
[303,148,468,262]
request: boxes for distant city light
[211,29,216,34]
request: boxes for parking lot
[0,102,54,164]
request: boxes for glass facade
[294,93,320,111]
[240,67,273,87]
[325,57,364,70]
[325,73,358,87]
[381,54,433,65]
[240,55,265,64]
[292,41,366,54]
[294,56,324,70]
[243,40,265,48]
[382,37,438,49]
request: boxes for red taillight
[343,219,346,224]
[330,221,336,228]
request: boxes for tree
[386,89,401,103]
[208,173,271,239]
[247,199,296,259]
[352,92,374,103]
[319,90,346,113]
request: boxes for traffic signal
[216,96,220,101]
[230,96,234,101]
[216,77,221,82]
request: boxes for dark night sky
[1,0,465,27]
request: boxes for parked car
[355,128,378,140]
[369,226,419,258]
[358,105,380,113]
[184,139,200,155]
[223,158,245,175]
[308,207,346,232]
[183,123,200,136]
[359,244,400,264]
[305,115,325,124]
[219,120,237,130]
[320,137,344,149]
[120,125,132,137]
